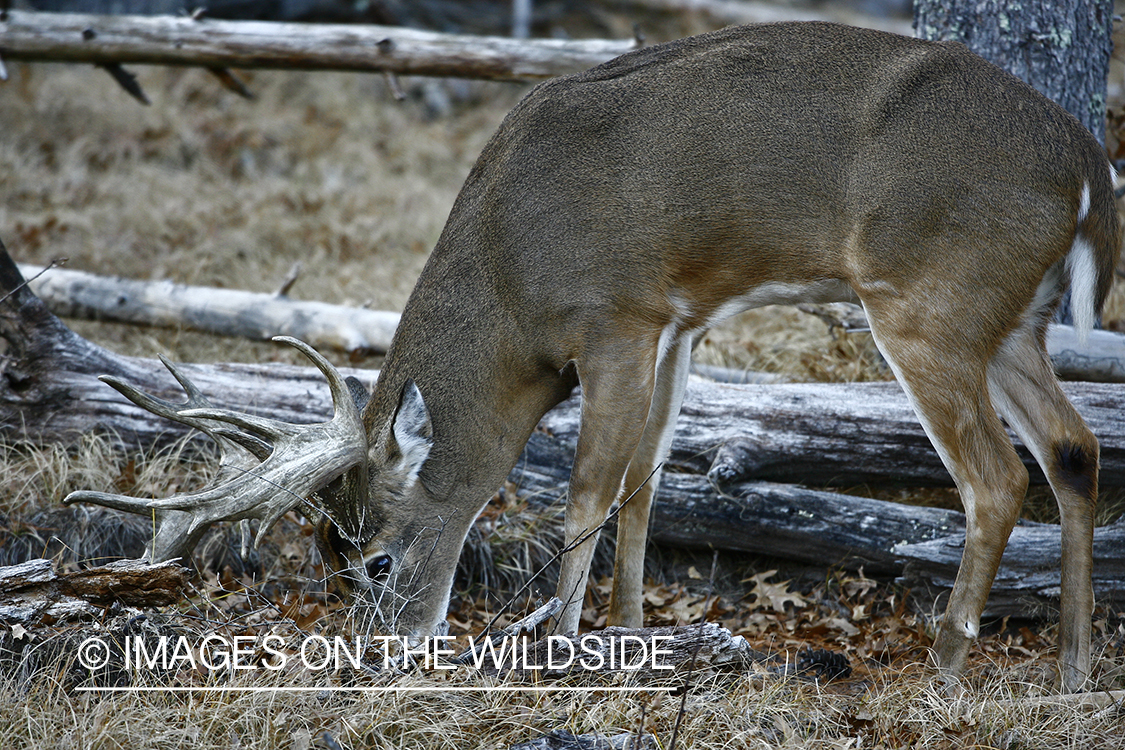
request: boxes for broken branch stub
[63,336,370,564]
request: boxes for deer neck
[367,238,575,506]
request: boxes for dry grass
[4,39,1125,750]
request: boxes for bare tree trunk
[914,0,1114,143]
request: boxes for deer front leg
[553,344,659,636]
[608,336,692,628]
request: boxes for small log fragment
[510,730,654,750]
[0,558,190,624]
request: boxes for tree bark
[0,10,637,82]
[913,0,1114,144]
[19,263,401,355]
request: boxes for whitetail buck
[67,22,1120,692]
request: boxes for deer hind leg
[986,319,1097,692]
[552,338,661,635]
[607,334,693,628]
[863,303,1029,684]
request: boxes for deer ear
[392,379,433,482]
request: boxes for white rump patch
[1066,235,1098,344]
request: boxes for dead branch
[0,10,637,82]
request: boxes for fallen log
[0,251,380,449]
[23,262,1125,383]
[531,381,1125,490]
[511,442,1125,612]
[1047,324,1125,383]
[10,249,1125,488]
[0,558,190,624]
[0,11,637,82]
[18,263,401,355]
[464,622,763,681]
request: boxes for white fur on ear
[393,379,433,483]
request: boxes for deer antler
[64,336,369,564]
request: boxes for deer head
[62,337,443,636]
[68,21,1120,692]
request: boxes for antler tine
[64,337,370,564]
[99,366,272,462]
[150,336,364,446]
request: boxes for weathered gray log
[6,253,1125,487]
[895,518,1125,620]
[0,558,190,623]
[514,430,968,574]
[0,11,636,82]
[1046,324,1125,383]
[530,380,1125,490]
[512,430,1125,615]
[19,263,401,355]
[1,247,380,447]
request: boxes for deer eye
[365,554,392,581]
